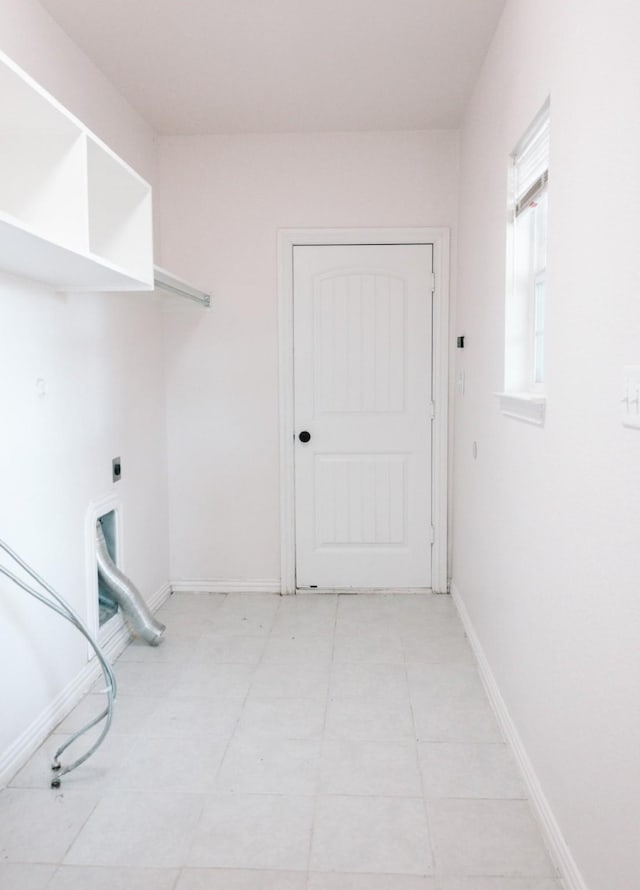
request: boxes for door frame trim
[277,227,450,595]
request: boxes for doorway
[278,228,449,594]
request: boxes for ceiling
[39,0,506,135]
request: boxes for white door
[293,243,433,589]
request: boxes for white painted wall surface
[453,2,640,888]
[157,131,459,585]
[0,3,168,781]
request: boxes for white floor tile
[394,595,459,622]
[437,879,562,890]
[418,742,525,799]
[400,624,469,651]
[0,789,97,864]
[156,613,220,636]
[218,593,281,610]
[329,662,410,702]
[3,594,561,889]
[216,737,321,794]
[237,698,326,740]
[187,794,315,870]
[429,799,556,877]
[262,633,334,664]
[394,599,463,636]
[111,735,228,792]
[0,864,55,890]
[248,661,331,701]
[63,792,204,867]
[336,596,397,625]
[138,696,243,739]
[334,611,400,637]
[324,698,414,741]
[271,598,337,637]
[116,634,200,663]
[412,702,503,744]
[336,594,390,609]
[46,866,179,890]
[407,663,488,708]
[190,634,267,664]
[56,694,160,736]
[401,633,474,664]
[176,868,307,889]
[100,662,181,698]
[333,633,404,665]
[318,740,422,797]
[207,596,279,636]
[170,662,255,700]
[307,875,435,890]
[310,795,433,875]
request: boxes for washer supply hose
[96,520,165,646]
[0,536,116,788]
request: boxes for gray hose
[96,521,165,646]
[0,536,116,787]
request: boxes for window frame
[498,100,550,425]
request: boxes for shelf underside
[0,215,153,292]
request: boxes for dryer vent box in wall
[97,510,118,626]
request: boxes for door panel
[294,243,432,589]
[314,271,406,414]
[314,453,408,547]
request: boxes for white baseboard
[145,580,172,612]
[169,582,436,596]
[0,581,171,790]
[450,581,587,890]
[297,587,433,595]
[170,579,282,595]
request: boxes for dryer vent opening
[97,510,118,626]
[96,517,166,646]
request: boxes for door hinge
[431,272,436,294]
[429,401,435,419]
[429,525,435,545]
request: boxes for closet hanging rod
[153,266,211,307]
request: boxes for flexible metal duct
[96,520,165,646]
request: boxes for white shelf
[87,140,153,284]
[0,50,153,292]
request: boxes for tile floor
[0,593,565,890]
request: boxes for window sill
[496,392,546,426]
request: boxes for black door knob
[298,431,311,443]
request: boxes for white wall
[453,2,640,888]
[157,130,459,584]
[0,0,168,782]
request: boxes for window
[500,101,550,424]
